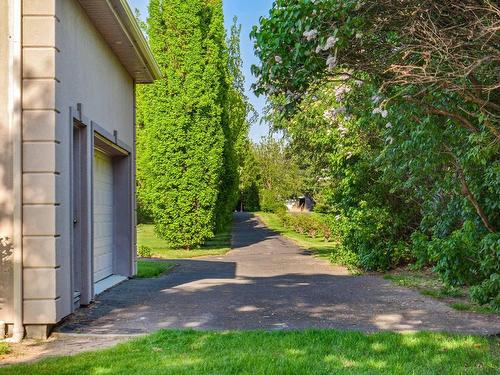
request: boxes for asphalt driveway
[58,213,500,335]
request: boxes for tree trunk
[456,166,497,233]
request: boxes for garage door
[93,149,114,283]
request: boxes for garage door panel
[94,252,113,280]
[93,150,114,283]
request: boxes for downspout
[7,0,23,343]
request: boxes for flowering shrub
[251,0,499,308]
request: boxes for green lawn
[137,224,232,259]
[1,330,498,374]
[255,212,337,261]
[136,260,176,278]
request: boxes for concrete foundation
[25,324,53,340]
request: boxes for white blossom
[355,32,363,39]
[371,94,382,104]
[323,109,335,121]
[385,122,392,129]
[323,106,346,122]
[354,80,363,87]
[346,151,353,159]
[267,85,277,94]
[373,107,388,118]
[315,45,322,54]
[334,85,351,101]
[323,36,338,50]
[303,29,318,41]
[386,136,394,144]
[326,54,337,70]
[274,55,282,64]
[338,125,348,136]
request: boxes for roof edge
[115,0,162,81]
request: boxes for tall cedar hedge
[137,0,238,248]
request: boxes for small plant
[330,244,360,272]
[0,343,11,356]
[137,245,153,258]
[470,274,500,312]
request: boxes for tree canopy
[251,0,499,309]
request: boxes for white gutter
[7,0,24,343]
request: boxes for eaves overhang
[77,0,162,83]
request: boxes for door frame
[69,105,134,310]
[70,107,93,308]
[92,127,132,279]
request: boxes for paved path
[3,213,499,366]
[58,213,499,335]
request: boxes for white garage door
[93,150,114,283]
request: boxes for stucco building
[0,0,160,340]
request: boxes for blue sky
[128,0,274,141]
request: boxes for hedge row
[276,211,333,242]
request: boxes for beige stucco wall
[21,0,64,325]
[56,0,135,147]
[54,0,134,320]
[20,0,135,325]
[0,0,14,323]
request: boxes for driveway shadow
[57,269,500,335]
[57,213,500,336]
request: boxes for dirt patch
[0,333,139,367]
[383,268,499,315]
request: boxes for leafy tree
[215,17,253,230]
[238,140,261,211]
[252,136,304,212]
[137,0,228,248]
[251,0,499,307]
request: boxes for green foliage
[470,274,500,312]
[240,137,303,213]
[215,16,253,231]
[469,233,500,309]
[257,137,303,212]
[251,0,500,306]
[426,222,483,286]
[0,343,11,356]
[136,261,175,279]
[240,182,260,212]
[238,140,261,211]
[137,224,231,259]
[136,202,153,225]
[137,245,153,258]
[137,1,249,248]
[329,242,360,272]
[276,211,332,241]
